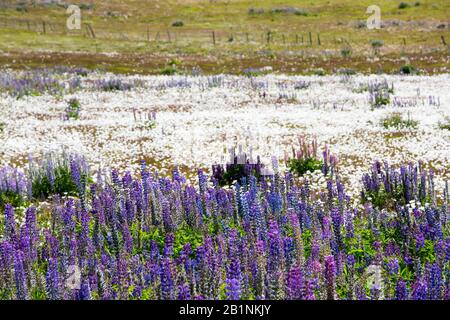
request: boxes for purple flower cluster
[0,155,448,300]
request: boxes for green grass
[381,112,419,130]
[0,0,448,74]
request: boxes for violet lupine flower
[225,277,241,300]
[160,257,175,300]
[46,257,61,300]
[286,264,304,299]
[412,278,428,300]
[395,278,408,300]
[78,277,92,300]
[14,250,27,300]
[324,255,336,300]
[427,263,442,300]
[4,204,17,242]
[386,259,400,276]
[177,282,191,300]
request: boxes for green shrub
[398,2,411,9]
[399,64,417,75]
[309,68,326,76]
[32,164,79,199]
[159,66,177,75]
[287,157,323,177]
[218,164,260,187]
[340,47,352,58]
[65,98,81,120]
[438,117,450,131]
[0,190,25,211]
[172,21,184,27]
[381,112,419,130]
[0,122,5,133]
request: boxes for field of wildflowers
[0,69,449,300]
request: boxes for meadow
[0,68,449,300]
[0,0,449,74]
[0,0,449,301]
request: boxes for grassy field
[0,0,449,74]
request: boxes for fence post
[212,31,216,45]
[309,32,312,45]
[42,21,46,34]
[441,35,447,46]
[317,33,321,46]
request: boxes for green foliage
[375,95,390,107]
[362,184,405,209]
[340,47,352,58]
[416,239,436,264]
[144,119,157,130]
[0,122,5,133]
[218,164,260,187]
[399,64,417,75]
[438,118,450,131]
[398,2,411,9]
[301,229,312,259]
[66,98,81,120]
[159,66,178,75]
[172,20,184,27]
[381,112,418,130]
[0,189,24,208]
[287,157,323,177]
[141,224,204,257]
[309,68,326,76]
[31,164,79,199]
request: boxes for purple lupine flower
[78,277,92,300]
[324,255,336,300]
[412,278,428,300]
[386,258,399,276]
[177,282,191,300]
[427,263,442,300]
[14,250,27,300]
[46,257,61,299]
[286,264,304,299]
[395,278,408,300]
[4,204,17,242]
[160,257,175,300]
[225,277,241,300]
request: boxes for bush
[438,117,450,131]
[399,64,417,75]
[248,8,265,15]
[217,164,261,187]
[398,2,411,9]
[340,47,352,58]
[159,66,178,75]
[0,165,28,210]
[381,112,418,130]
[287,157,323,177]
[29,154,90,200]
[94,78,134,91]
[65,98,81,120]
[172,20,184,27]
[0,122,5,133]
